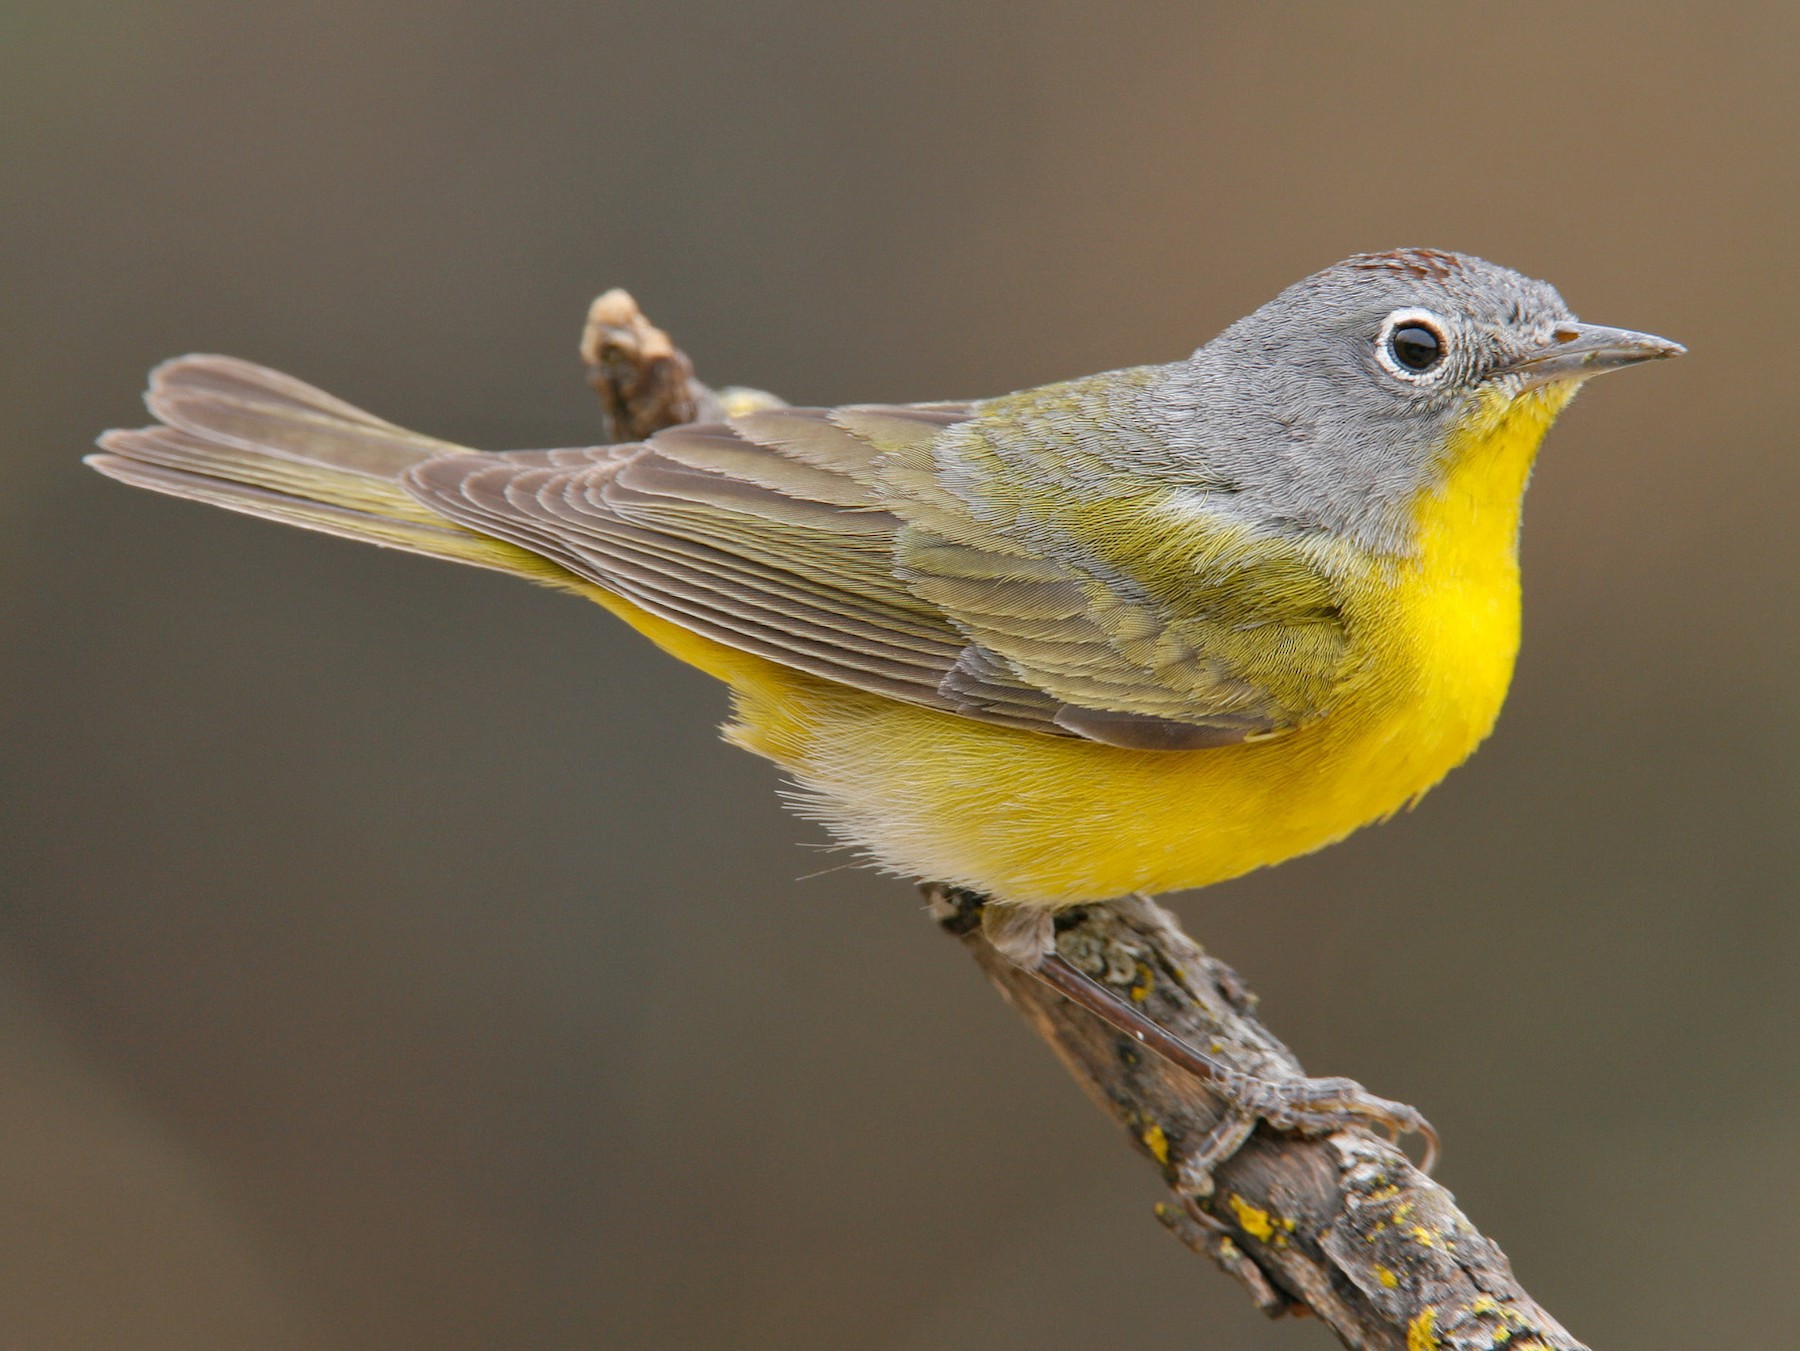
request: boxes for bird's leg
[979,902,1438,1186]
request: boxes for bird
[88,249,1683,1163]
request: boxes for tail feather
[145,354,466,478]
[87,446,509,565]
[88,355,571,580]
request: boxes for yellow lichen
[1375,1264,1399,1289]
[1407,1306,1438,1351]
[1142,1122,1170,1165]
[1129,962,1155,1001]
[1228,1193,1276,1243]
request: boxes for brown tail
[88,355,567,580]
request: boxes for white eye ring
[1374,307,1452,382]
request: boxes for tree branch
[581,292,1588,1351]
[930,887,1580,1351]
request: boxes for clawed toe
[1010,932,1439,1179]
[1241,1075,1438,1172]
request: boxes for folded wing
[405,394,1350,748]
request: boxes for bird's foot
[1228,1073,1438,1170]
[976,900,1438,1185]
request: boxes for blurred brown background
[3,3,1795,1348]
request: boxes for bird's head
[1168,248,1683,554]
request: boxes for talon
[1241,1075,1438,1173]
[1019,947,1439,1174]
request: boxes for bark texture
[582,291,1588,1351]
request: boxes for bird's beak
[1494,322,1685,389]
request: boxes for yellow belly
[588,387,1560,906]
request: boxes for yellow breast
[595,387,1571,907]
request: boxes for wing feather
[403,425,988,719]
[401,385,1350,748]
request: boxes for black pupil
[1391,324,1442,371]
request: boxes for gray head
[1149,248,1682,554]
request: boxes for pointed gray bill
[1497,322,1685,389]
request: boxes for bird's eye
[1390,325,1441,371]
[1375,309,1451,381]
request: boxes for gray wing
[405,406,1066,732]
